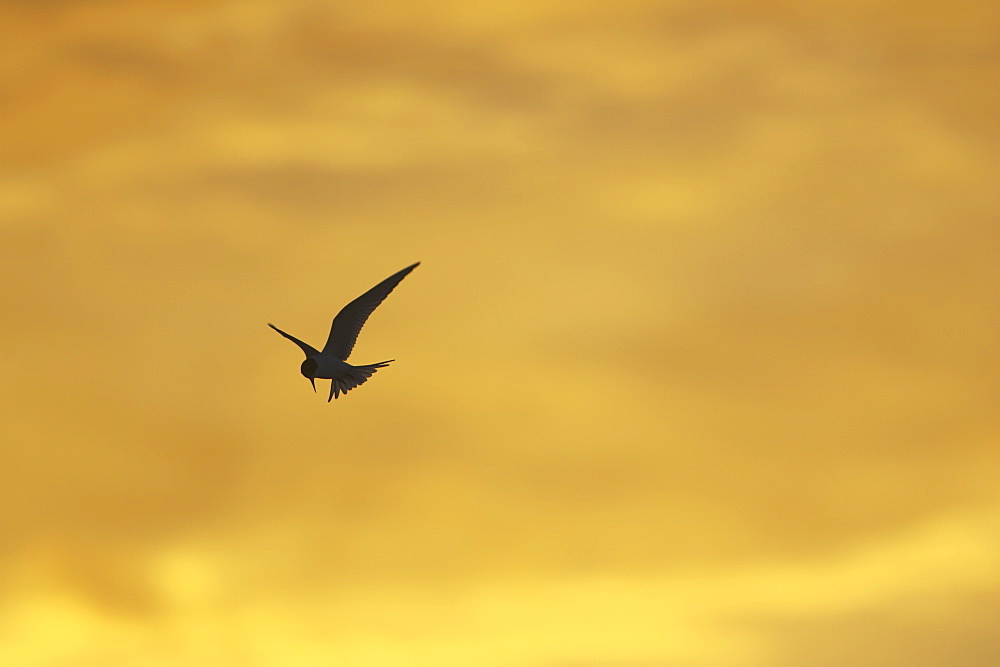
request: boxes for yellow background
[2,1,998,664]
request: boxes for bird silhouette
[269,262,419,401]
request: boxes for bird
[269,262,419,401]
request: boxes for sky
[1,0,999,665]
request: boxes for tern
[269,262,419,401]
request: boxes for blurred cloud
[1,0,998,664]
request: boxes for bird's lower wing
[268,323,320,358]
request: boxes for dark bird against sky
[269,262,419,401]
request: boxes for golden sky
[2,1,999,665]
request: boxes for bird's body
[311,355,354,380]
[269,262,418,401]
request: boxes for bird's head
[300,357,318,392]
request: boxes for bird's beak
[308,377,316,392]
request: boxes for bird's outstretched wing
[268,323,320,358]
[323,262,419,360]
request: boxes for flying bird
[269,262,419,401]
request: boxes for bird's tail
[329,360,394,401]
